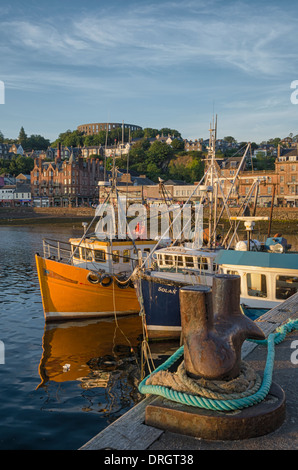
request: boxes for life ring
[100,274,113,287]
[87,271,101,284]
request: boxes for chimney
[277,144,280,159]
[55,143,61,164]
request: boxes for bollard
[145,274,286,440]
[180,275,265,381]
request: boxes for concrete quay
[80,293,298,451]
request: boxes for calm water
[0,224,297,450]
[0,224,145,450]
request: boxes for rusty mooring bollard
[180,274,265,381]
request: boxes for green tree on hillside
[18,126,27,147]
[146,140,174,170]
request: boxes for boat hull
[136,273,188,340]
[35,254,140,321]
[136,271,272,340]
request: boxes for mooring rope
[138,318,298,411]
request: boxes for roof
[131,176,155,185]
[15,184,31,193]
[155,246,218,257]
[279,148,298,158]
[215,249,298,270]
[164,179,186,185]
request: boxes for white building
[0,184,31,205]
[0,185,15,202]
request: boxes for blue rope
[139,319,298,411]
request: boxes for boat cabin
[153,246,218,274]
[69,238,156,274]
[216,249,298,308]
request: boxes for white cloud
[1,0,298,142]
[1,1,297,76]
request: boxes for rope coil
[138,319,298,412]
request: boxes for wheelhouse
[69,238,156,274]
[153,247,218,274]
[216,249,298,306]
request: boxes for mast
[205,115,218,247]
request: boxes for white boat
[134,235,298,339]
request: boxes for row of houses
[1,143,298,208]
[0,137,281,164]
[0,174,31,205]
[0,143,24,159]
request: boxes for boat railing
[42,238,72,263]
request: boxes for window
[276,275,298,300]
[94,249,106,262]
[177,256,184,267]
[247,273,267,297]
[164,255,173,266]
[112,250,119,263]
[123,250,130,263]
[185,256,194,268]
[80,247,93,261]
[280,175,284,182]
[198,257,208,270]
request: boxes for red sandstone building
[220,144,298,207]
[30,147,104,207]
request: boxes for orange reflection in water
[38,315,143,386]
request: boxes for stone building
[219,145,298,207]
[275,144,298,206]
[30,147,105,207]
[77,122,142,136]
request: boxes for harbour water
[0,223,145,450]
[0,223,297,450]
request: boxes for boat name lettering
[158,286,177,295]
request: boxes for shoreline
[0,216,94,226]
[0,205,297,234]
[0,215,297,235]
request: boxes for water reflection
[38,316,143,386]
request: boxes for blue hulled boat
[134,237,298,340]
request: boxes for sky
[0,0,298,144]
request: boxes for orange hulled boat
[36,236,156,322]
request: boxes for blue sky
[0,0,298,144]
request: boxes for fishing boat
[35,156,163,321]
[134,230,298,339]
[134,246,219,339]
[133,120,298,340]
[36,236,157,321]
